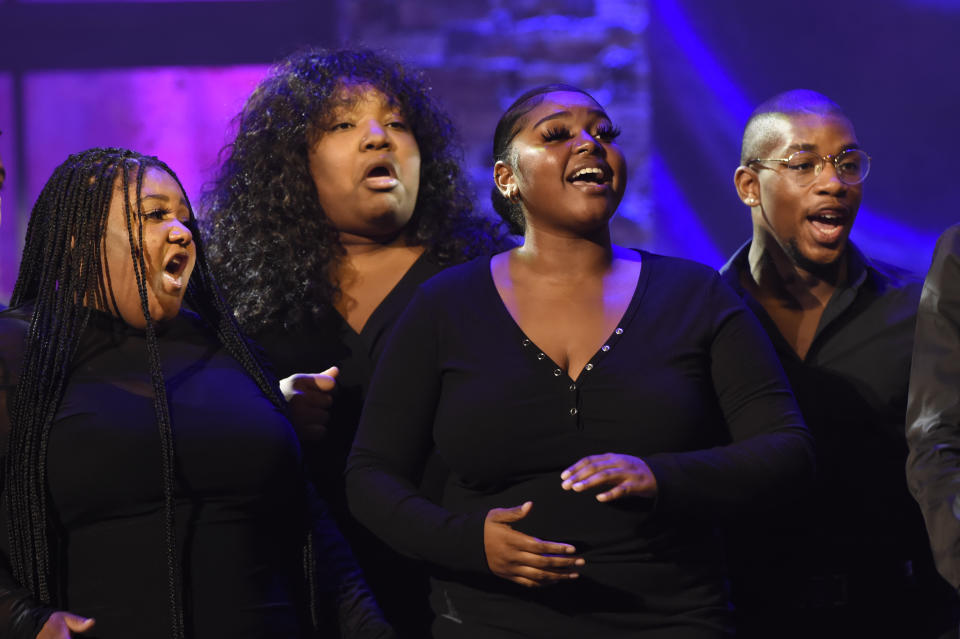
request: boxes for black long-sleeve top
[346,252,813,637]
[255,252,444,636]
[0,305,391,639]
[908,223,960,591]
[721,242,936,573]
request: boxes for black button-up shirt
[720,241,929,574]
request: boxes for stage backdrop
[0,0,957,304]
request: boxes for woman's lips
[363,164,399,190]
[567,166,612,194]
[161,254,188,291]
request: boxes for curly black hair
[202,48,510,334]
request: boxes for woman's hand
[37,612,95,638]
[561,453,658,502]
[280,366,339,441]
[484,501,583,588]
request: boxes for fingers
[310,366,339,392]
[63,613,96,633]
[486,501,533,524]
[563,466,623,492]
[514,550,584,570]
[38,612,95,639]
[280,368,339,403]
[596,480,641,502]
[508,563,582,587]
[514,532,578,557]
[484,502,585,588]
[561,454,623,490]
[560,453,657,500]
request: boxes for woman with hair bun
[346,85,815,637]
[203,48,509,636]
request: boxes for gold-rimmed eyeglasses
[747,149,871,187]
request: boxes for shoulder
[639,250,731,296]
[934,223,960,255]
[0,305,32,346]
[415,255,490,300]
[0,304,33,388]
[863,255,923,305]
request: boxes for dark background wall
[1,0,957,303]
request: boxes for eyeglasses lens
[787,150,870,186]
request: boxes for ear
[494,160,517,199]
[734,165,760,207]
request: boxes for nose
[574,129,603,156]
[169,220,193,246]
[813,158,847,195]
[362,120,391,150]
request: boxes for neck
[337,228,413,258]
[514,223,615,279]
[747,226,846,307]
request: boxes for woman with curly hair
[203,48,509,635]
[0,148,391,639]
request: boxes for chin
[787,240,847,276]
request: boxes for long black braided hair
[5,147,284,638]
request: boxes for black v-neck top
[255,252,445,635]
[256,251,445,500]
[346,253,814,637]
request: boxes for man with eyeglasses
[720,89,957,638]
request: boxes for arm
[641,275,815,519]
[906,224,960,590]
[345,285,581,586]
[344,287,488,573]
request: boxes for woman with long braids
[0,148,392,638]
[203,48,509,635]
[345,85,815,637]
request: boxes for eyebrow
[140,193,189,208]
[785,141,861,152]
[533,108,608,129]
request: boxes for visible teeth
[571,167,604,181]
[165,255,185,274]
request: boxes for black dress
[0,306,388,639]
[256,252,444,636]
[346,253,814,638]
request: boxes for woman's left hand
[560,453,658,502]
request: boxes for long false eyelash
[595,122,622,141]
[143,207,171,221]
[542,125,572,142]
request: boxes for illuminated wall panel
[0,73,17,301]
[23,65,269,213]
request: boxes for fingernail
[573,482,583,491]
[566,546,577,554]
[569,573,580,579]
[561,471,570,480]
[561,480,571,490]
[575,558,585,565]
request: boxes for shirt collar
[719,239,871,295]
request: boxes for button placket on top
[519,324,630,430]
